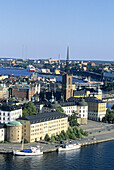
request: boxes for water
[0,67,84,83]
[0,141,114,170]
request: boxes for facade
[0,124,6,142]
[0,104,22,124]
[68,97,106,122]
[60,99,88,124]
[18,112,69,143]
[12,83,40,101]
[6,121,22,143]
[0,84,9,99]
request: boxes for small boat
[13,145,43,156]
[27,65,35,72]
[58,142,81,152]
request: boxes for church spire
[66,46,69,73]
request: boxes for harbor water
[0,141,114,170]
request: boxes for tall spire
[66,46,69,73]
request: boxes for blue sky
[0,0,114,61]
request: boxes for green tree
[65,133,69,140]
[22,102,37,117]
[51,136,55,143]
[83,131,88,136]
[44,134,50,141]
[80,128,84,135]
[71,133,76,139]
[56,106,65,113]
[77,132,82,138]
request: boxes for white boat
[27,65,35,72]
[58,142,81,152]
[13,145,43,156]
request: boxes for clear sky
[0,0,114,61]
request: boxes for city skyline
[0,0,114,61]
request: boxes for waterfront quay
[0,120,114,154]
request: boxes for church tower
[62,46,73,101]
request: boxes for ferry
[13,145,43,156]
[27,65,35,72]
[58,142,81,152]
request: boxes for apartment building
[18,112,69,143]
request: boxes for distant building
[12,83,40,101]
[18,112,69,143]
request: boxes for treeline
[44,127,88,143]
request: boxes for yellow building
[18,112,69,143]
[6,121,22,143]
[55,69,60,75]
[86,98,106,121]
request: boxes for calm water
[0,141,114,170]
[0,67,84,83]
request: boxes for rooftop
[18,112,68,124]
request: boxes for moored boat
[13,145,43,156]
[58,142,81,152]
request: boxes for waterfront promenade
[0,120,114,154]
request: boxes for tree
[44,134,50,141]
[65,133,69,140]
[83,131,88,137]
[51,136,55,143]
[80,128,84,135]
[77,132,82,138]
[71,133,76,139]
[56,106,65,113]
[22,102,37,117]
[68,112,79,127]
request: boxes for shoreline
[0,137,114,154]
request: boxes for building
[6,121,22,143]
[73,89,90,98]
[0,124,6,142]
[68,97,106,122]
[0,104,22,124]
[60,99,88,124]
[12,83,40,101]
[0,84,9,99]
[18,112,69,143]
[62,47,73,100]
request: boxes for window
[68,78,70,84]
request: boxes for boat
[58,142,81,152]
[27,65,35,72]
[13,145,43,156]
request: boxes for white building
[0,105,22,124]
